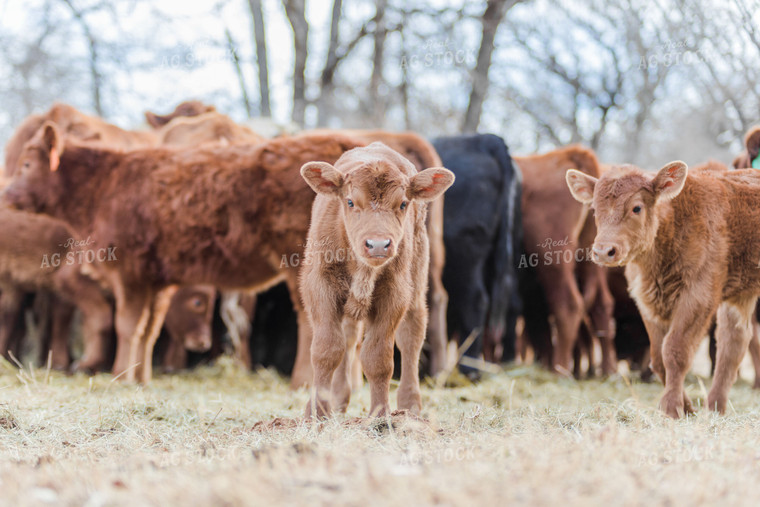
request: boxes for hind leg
[708,298,756,413]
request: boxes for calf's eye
[632,205,641,214]
[347,199,354,208]
[400,201,408,210]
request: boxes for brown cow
[160,285,217,372]
[157,112,265,148]
[4,103,157,176]
[0,207,113,370]
[3,122,366,383]
[144,101,217,128]
[516,145,614,374]
[732,126,760,170]
[567,161,760,417]
[300,142,454,417]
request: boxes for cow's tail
[485,135,523,361]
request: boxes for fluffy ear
[407,168,455,202]
[745,126,760,168]
[40,121,63,172]
[652,161,687,200]
[301,161,344,196]
[566,169,597,203]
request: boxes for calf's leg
[395,301,427,414]
[286,274,314,389]
[304,314,344,418]
[0,287,23,360]
[362,301,406,417]
[139,286,178,384]
[708,298,756,413]
[659,300,716,418]
[330,319,362,413]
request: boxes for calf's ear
[301,161,344,196]
[652,161,687,200]
[40,121,64,172]
[408,168,455,202]
[566,169,597,203]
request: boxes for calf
[516,146,614,374]
[567,162,760,417]
[431,134,522,375]
[302,129,451,379]
[160,285,216,372]
[3,122,365,383]
[0,208,112,369]
[4,103,157,176]
[300,142,454,417]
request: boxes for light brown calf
[567,162,760,417]
[300,142,454,417]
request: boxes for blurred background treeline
[0,0,758,166]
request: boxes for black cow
[431,134,523,377]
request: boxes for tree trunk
[462,0,518,133]
[226,28,252,117]
[283,0,309,126]
[369,0,388,125]
[316,0,343,126]
[247,0,271,117]
[61,0,103,116]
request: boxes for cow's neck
[49,145,116,232]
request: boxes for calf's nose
[592,243,618,263]
[364,238,392,257]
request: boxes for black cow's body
[432,134,522,375]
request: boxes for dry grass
[2,356,760,507]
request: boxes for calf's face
[301,143,454,268]
[2,121,63,213]
[566,161,688,266]
[165,286,216,352]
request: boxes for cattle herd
[1,100,760,419]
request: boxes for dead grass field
[2,356,760,507]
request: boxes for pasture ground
[2,356,760,507]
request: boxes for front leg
[362,297,407,417]
[659,296,717,418]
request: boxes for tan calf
[567,162,760,417]
[300,142,453,418]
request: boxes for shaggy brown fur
[732,126,760,169]
[300,142,454,418]
[3,123,366,383]
[516,145,614,375]
[567,161,760,417]
[144,101,217,128]
[0,207,112,370]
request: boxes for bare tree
[462,0,521,133]
[247,0,271,116]
[283,0,308,126]
[315,0,343,126]
[60,0,104,116]
[369,0,388,124]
